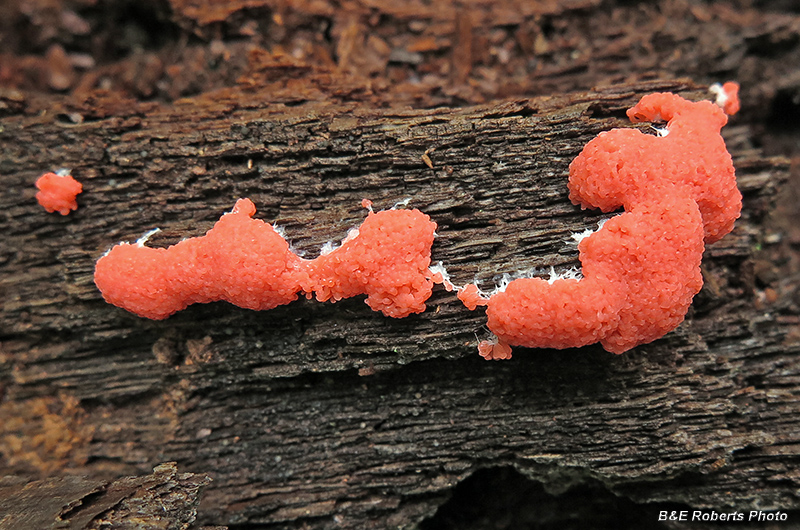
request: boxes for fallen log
[1,76,796,528]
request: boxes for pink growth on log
[35,171,82,215]
[310,208,438,318]
[464,91,742,359]
[94,199,439,319]
[478,339,511,361]
[457,283,488,311]
[95,199,308,319]
[710,81,740,116]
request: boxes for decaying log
[4,0,800,526]
[0,462,214,530]
[1,74,797,529]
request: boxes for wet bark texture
[1,1,800,529]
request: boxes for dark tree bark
[1,1,800,529]
[0,463,215,530]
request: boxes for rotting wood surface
[1,77,798,528]
[0,462,212,530]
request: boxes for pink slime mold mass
[36,171,82,215]
[94,199,440,319]
[94,87,742,362]
[460,89,742,359]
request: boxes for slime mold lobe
[94,199,439,320]
[36,171,82,215]
[467,90,742,358]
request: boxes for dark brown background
[1,1,799,529]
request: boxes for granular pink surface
[35,172,82,215]
[94,199,439,319]
[95,199,308,319]
[457,283,487,311]
[467,91,742,359]
[310,208,438,318]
